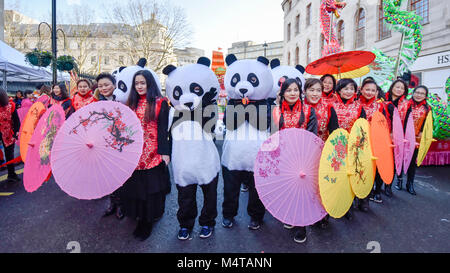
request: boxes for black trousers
[2,142,16,177]
[176,174,219,229]
[222,166,265,221]
[373,171,383,195]
[406,149,419,184]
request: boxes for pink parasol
[50,101,143,200]
[392,108,404,176]
[403,114,416,174]
[37,95,50,108]
[17,99,33,124]
[254,128,327,227]
[23,105,65,193]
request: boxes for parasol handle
[28,143,35,147]
[390,144,396,148]
[371,156,378,161]
[432,139,437,142]
[86,143,94,149]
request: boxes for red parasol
[305,51,376,78]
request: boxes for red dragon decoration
[320,0,347,57]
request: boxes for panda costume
[163,57,221,239]
[268,59,306,106]
[113,58,162,104]
[221,54,273,229]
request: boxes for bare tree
[106,0,192,72]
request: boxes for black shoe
[384,184,393,197]
[394,178,403,191]
[294,228,307,243]
[358,199,369,212]
[248,219,261,230]
[136,222,153,241]
[344,210,353,221]
[133,221,144,238]
[406,182,417,195]
[222,218,233,228]
[115,206,124,220]
[7,174,20,182]
[103,203,117,217]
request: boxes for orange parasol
[19,102,46,162]
[370,112,394,184]
[306,51,376,79]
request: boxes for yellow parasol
[332,66,370,80]
[318,129,354,218]
[417,112,436,166]
[348,118,376,199]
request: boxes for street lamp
[51,0,57,84]
[263,42,268,58]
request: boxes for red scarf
[408,99,429,136]
[72,91,97,111]
[333,95,362,132]
[306,99,331,141]
[322,91,337,105]
[359,96,383,122]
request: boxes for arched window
[378,0,391,40]
[337,20,344,48]
[295,47,299,64]
[355,8,365,48]
[306,40,311,64]
[410,0,429,24]
[287,51,291,66]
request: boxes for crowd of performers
[0,70,431,243]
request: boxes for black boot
[358,198,369,212]
[133,220,145,238]
[103,198,117,217]
[394,177,403,191]
[384,184,393,197]
[406,181,416,195]
[344,210,353,221]
[116,205,124,220]
[136,221,153,241]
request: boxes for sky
[5,0,285,58]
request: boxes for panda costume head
[163,57,219,111]
[113,58,162,103]
[224,54,273,101]
[269,58,305,100]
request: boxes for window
[306,40,311,64]
[287,23,291,41]
[91,56,97,65]
[295,47,299,65]
[410,0,429,24]
[288,51,291,66]
[104,56,110,65]
[306,4,311,26]
[320,34,325,57]
[91,43,96,49]
[337,20,345,48]
[355,8,366,48]
[378,1,391,40]
[295,14,300,35]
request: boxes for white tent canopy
[0,40,69,87]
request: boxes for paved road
[0,143,449,253]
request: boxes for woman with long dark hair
[385,79,409,191]
[49,83,73,118]
[320,74,337,104]
[333,78,368,216]
[401,85,431,195]
[118,70,170,241]
[0,88,20,184]
[272,78,318,243]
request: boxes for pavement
[0,142,449,253]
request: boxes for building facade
[4,10,178,81]
[227,40,284,61]
[174,47,205,66]
[282,0,450,97]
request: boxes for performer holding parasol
[333,78,368,216]
[118,70,171,241]
[402,86,431,195]
[71,79,98,112]
[271,78,319,243]
[49,83,73,119]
